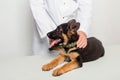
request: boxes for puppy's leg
[52,52,81,76]
[52,60,79,76]
[42,54,66,71]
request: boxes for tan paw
[42,63,55,71]
[52,68,64,76]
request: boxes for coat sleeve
[29,0,56,38]
[77,0,93,36]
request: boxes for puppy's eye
[59,28,63,32]
[56,29,59,32]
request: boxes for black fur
[76,37,104,63]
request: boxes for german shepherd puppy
[42,19,104,76]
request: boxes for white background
[0,0,120,58]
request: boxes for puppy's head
[47,19,80,49]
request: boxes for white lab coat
[29,0,92,55]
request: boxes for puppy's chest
[61,47,79,61]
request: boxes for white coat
[29,0,92,55]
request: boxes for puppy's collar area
[49,41,77,50]
[60,41,77,48]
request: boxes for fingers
[80,39,87,48]
[77,31,87,48]
[77,36,87,48]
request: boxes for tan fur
[67,30,75,38]
[42,54,66,71]
[68,52,79,61]
[52,60,79,76]
[67,47,77,53]
[62,33,68,45]
[51,51,79,76]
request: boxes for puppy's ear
[68,19,76,29]
[74,22,80,31]
[68,19,76,25]
[68,22,80,31]
[59,26,63,32]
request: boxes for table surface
[0,45,120,80]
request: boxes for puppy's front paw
[42,63,54,71]
[52,68,64,76]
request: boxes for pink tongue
[50,39,61,48]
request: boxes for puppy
[42,19,105,76]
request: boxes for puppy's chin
[49,47,58,51]
[49,45,62,51]
[49,45,58,51]
[49,47,54,51]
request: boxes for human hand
[77,31,87,48]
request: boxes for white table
[0,45,120,80]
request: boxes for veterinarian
[29,0,92,55]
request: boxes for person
[29,0,92,55]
